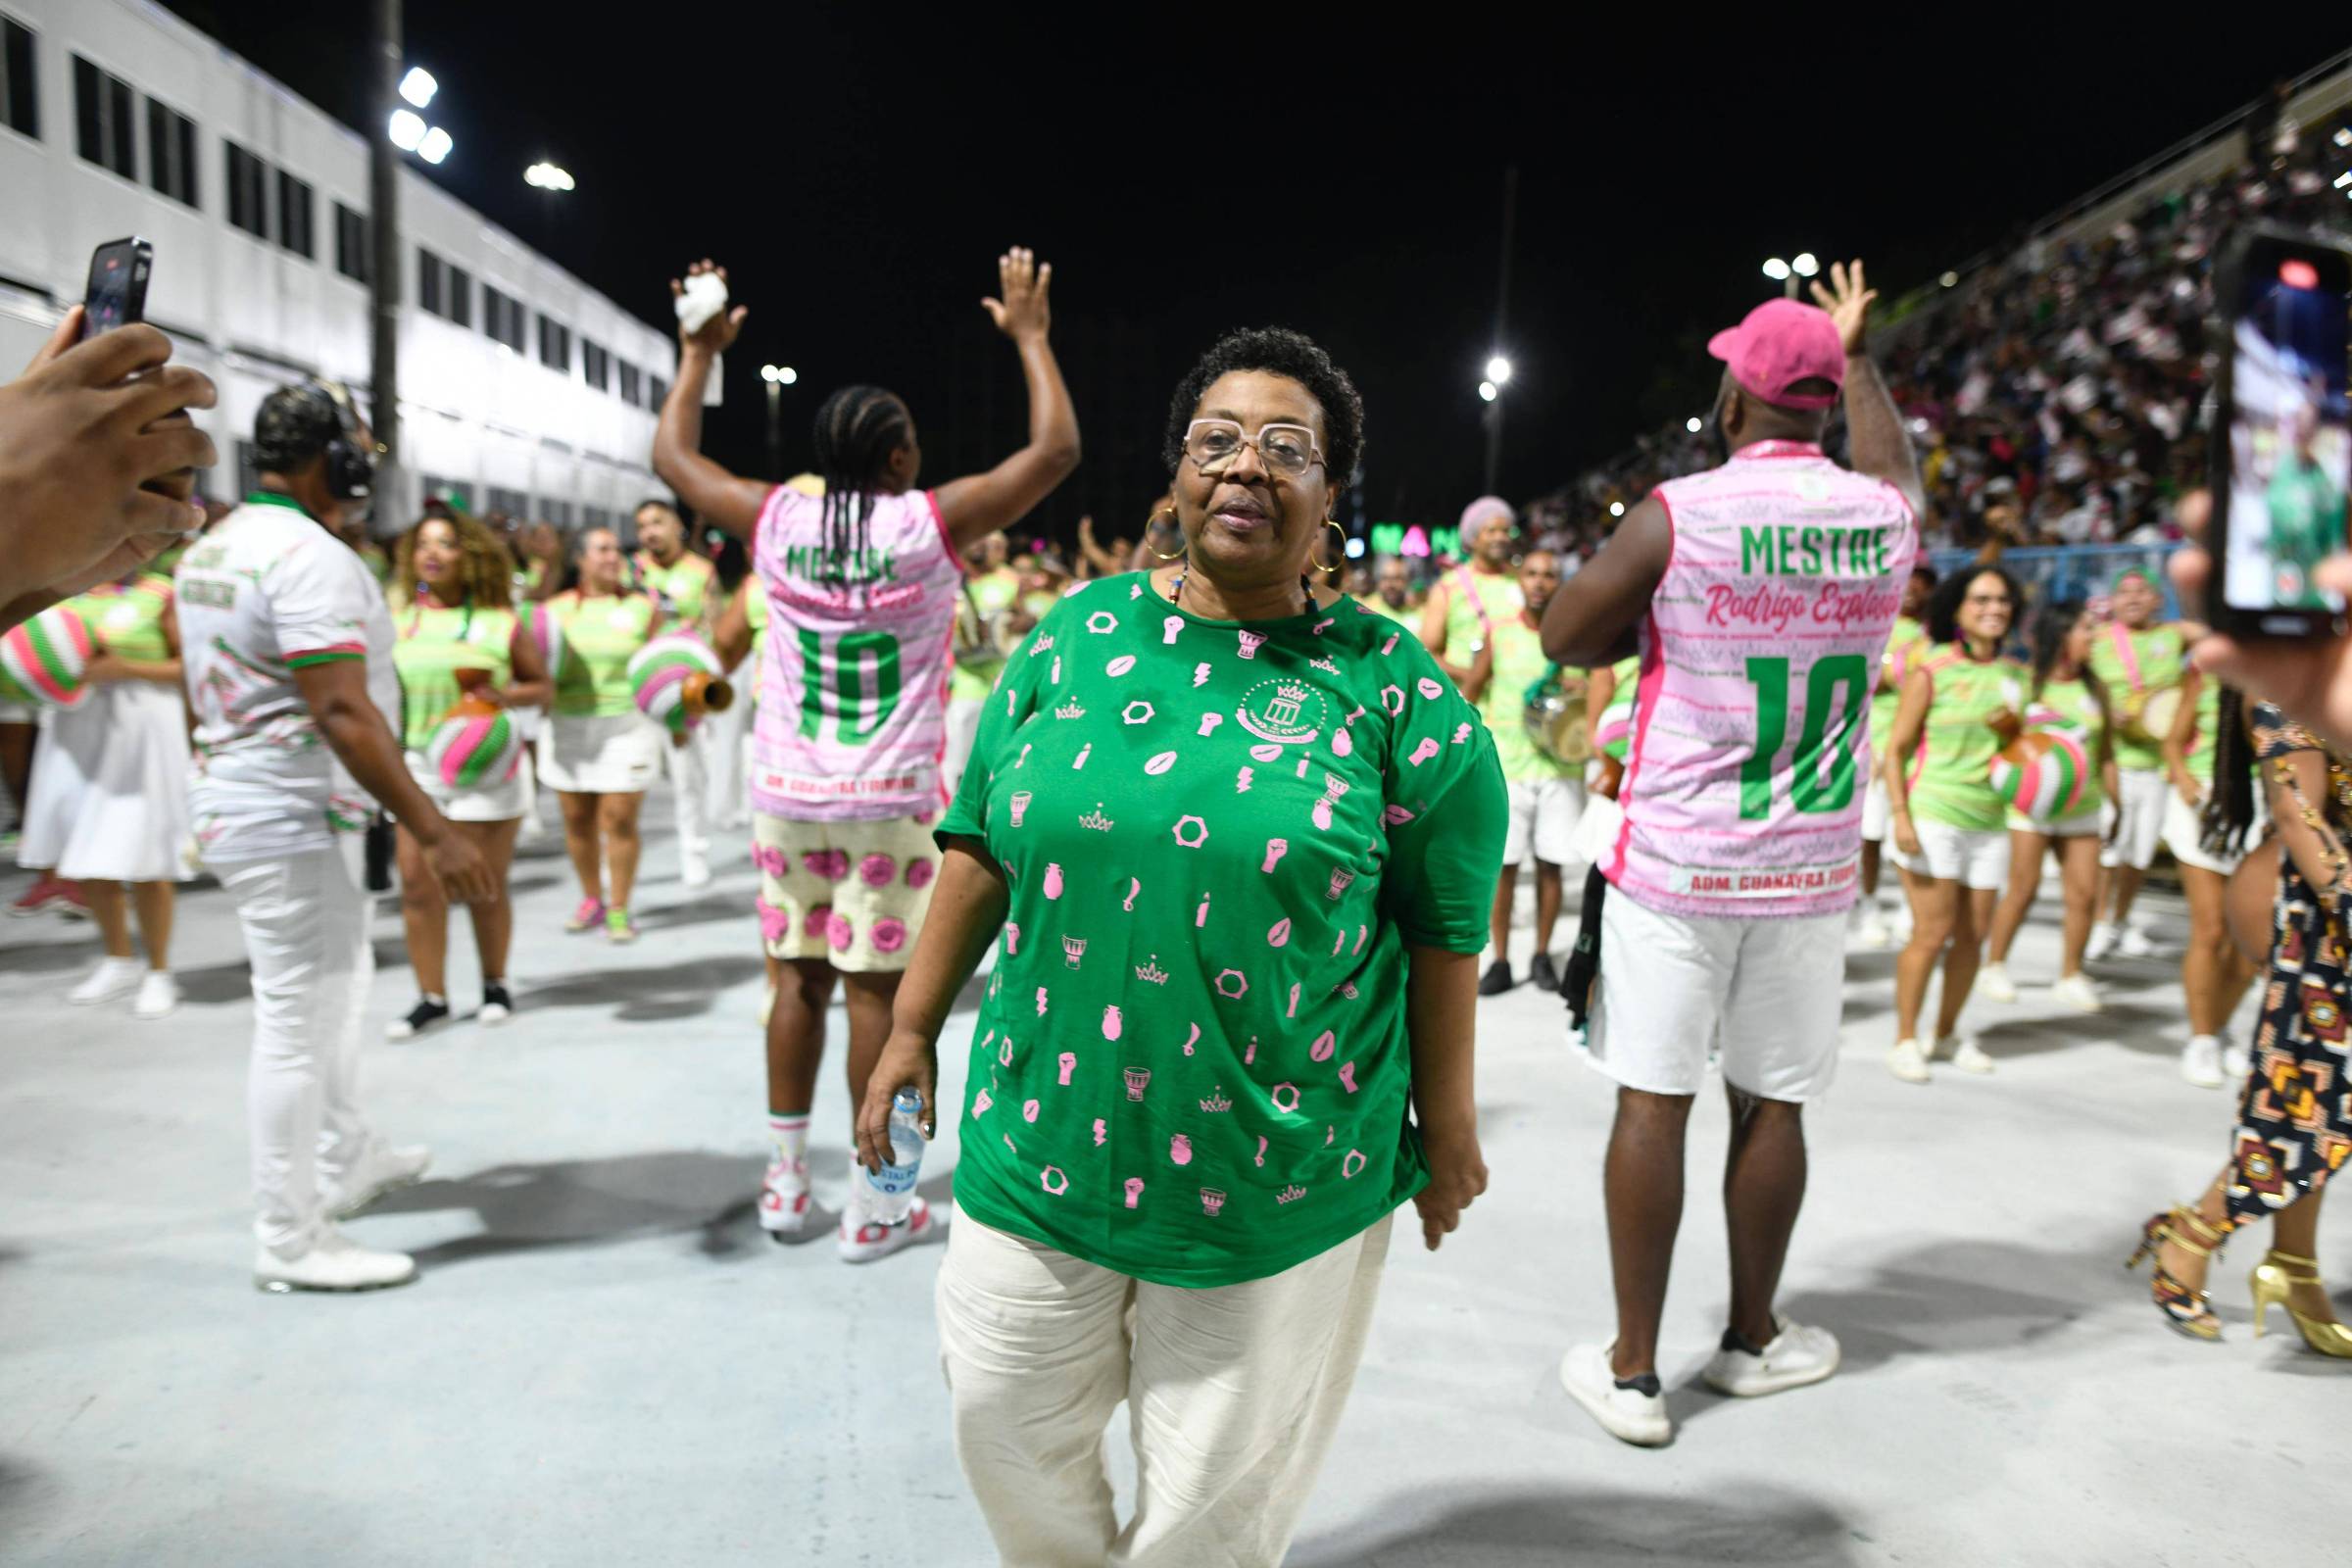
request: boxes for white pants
[214,838,379,1254]
[664,720,711,861]
[937,1210,1394,1568]
[703,689,756,831]
[943,696,988,800]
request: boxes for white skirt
[538,711,663,795]
[18,682,193,881]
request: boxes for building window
[649,374,668,410]
[581,339,611,392]
[616,361,642,408]
[487,485,530,520]
[333,203,368,283]
[421,474,476,513]
[416,247,443,317]
[445,263,471,328]
[4,20,40,140]
[582,505,612,534]
[225,141,268,237]
[274,170,313,258]
[537,314,570,373]
[483,285,528,352]
[541,499,574,531]
[72,55,134,178]
[144,98,197,207]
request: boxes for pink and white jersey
[1608,440,1917,918]
[750,484,965,820]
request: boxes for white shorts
[1860,772,1891,843]
[1503,775,1586,867]
[2162,786,2250,875]
[2101,767,2169,871]
[2007,809,2101,839]
[1892,818,2009,890]
[0,702,31,725]
[1582,891,1846,1101]
[404,751,526,824]
[538,712,663,795]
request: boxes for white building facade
[0,0,674,533]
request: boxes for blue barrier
[1925,542,2185,620]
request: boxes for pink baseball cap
[1707,298,1845,410]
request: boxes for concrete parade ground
[1,786,2341,1567]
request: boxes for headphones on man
[310,379,376,503]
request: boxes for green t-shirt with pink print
[937,572,1507,1288]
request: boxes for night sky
[162,2,2320,545]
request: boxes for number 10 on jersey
[797,629,902,744]
[1740,654,1868,818]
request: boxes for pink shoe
[564,897,606,933]
[760,1160,811,1237]
[837,1197,941,1263]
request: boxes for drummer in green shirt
[2084,566,2187,961]
[946,529,1022,794]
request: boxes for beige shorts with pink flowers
[753,812,940,972]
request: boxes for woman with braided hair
[653,249,1078,1259]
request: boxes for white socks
[767,1112,808,1176]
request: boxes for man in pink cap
[1541,263,1924,1446]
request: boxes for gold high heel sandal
[2249,1250,2352,1358]
[2127,1206,2227,1341]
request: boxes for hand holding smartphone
[2206,223,2352,638]
[80,236,153,341]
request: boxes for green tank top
[392,601,517,749]
[1479,616,1572,783]
[1906,649,2026,832]
[1870,615,1926,763]
[950,567,1022,704]
[77,576,172,664]
[1441,565,1523,662]
[2026,675,2106,822]
[2084,622,2184,772]
[552,591,660,717]
[637,551,714,626]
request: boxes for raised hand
[981,247,1053,344]
[1809,259,1877,356]
[670,260,747,356]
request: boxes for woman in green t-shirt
[856,328,1506,1564]
[1884,565,2027,1083]
[539,526,669,944]
[1981,601,2119,1013]
[385,514,551,1038]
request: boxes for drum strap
[1452,565,1494,634]
[2106,623,2144,694]
[1522,661,1564,708]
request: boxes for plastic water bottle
[864,1090,927,1224]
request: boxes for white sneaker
[131,970,179,1019]
[1702,1317,1841,1397]
[2085,922,2121,961]
[759,1159,811,1236]
[2181,1035,2226,1089]
[837,1196,940,1263]
[1557,1341,1672,1447]
[1852,906,1891,949]
[321,1141,432,1219]
[2222,1041,2251,1081]
[69,956,144,1005]
[1939,1035,1996,1075]
[1976,961,2018,1003]
[254,1226,417,1293]
[2052,972,2104,1013]
[2116,926,2159,959]
[680,849,713,889]
[1887,1038,1932,1084]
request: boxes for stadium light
[1609,501,1626,517]
[760,364,798,385]
[2334,171,2352,189]
[2336,126,2352,147]
[1478,379,1498,403]
[1940,270,1959,287]
[417,126,453,166]
[399,67,437,109]
[1686,416,1702,433]
[1345,535,1366,559]
[525,162,575,192]
[388,109,426,152]
[1486,355,1514,385]
[1762,257,1792,281]
[1791,253,1820,278]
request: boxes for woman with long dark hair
[2130,697,2351,1357]
[651,250,1079,1257]
[1980,601,2118,1011]
[1883,564,2027,1083]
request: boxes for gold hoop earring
[1147,506,1187,562]
[1320,517,1347,577]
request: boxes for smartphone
[80,236,152,340]
[2208,223,2352,637]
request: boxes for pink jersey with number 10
[1607,439,1917,919]
[750,484,965,821]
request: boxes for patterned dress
[2229,705,2352,1223]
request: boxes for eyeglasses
[1183,419,1325,479]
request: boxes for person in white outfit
[15,567,191,1015]
[174,382,494,1293]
